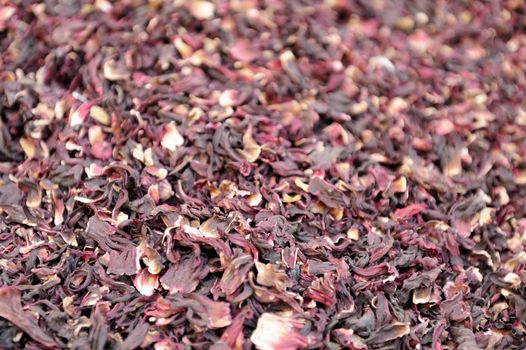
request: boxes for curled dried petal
[103,59,130,81]
[239,126,261,163]
[19,137,36,158]
[161,122,184,151]
[255,261,290,291]
[133,269,159,296]
[250,313,307,350]
[90,105,111,125]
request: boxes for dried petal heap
[0,1,525,349]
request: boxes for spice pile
[1,1,525,349]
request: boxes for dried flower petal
[161,122,184,151]
[133,269,159,296]
[0,7,16,31]
[413,287,432,304]
[250,313,307,350]
[90,105,111,125]
[0,287,56,347]
[103,59,129,81]
[280,50,304,85]
[188,1,215,20]
[191,295,232,329]
[219,89,239,107]
[255,261,290,291]
[239,126,261,162]
[19,137,36,158]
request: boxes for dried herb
[0,0,525,349]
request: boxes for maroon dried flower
[0,0,525,349]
